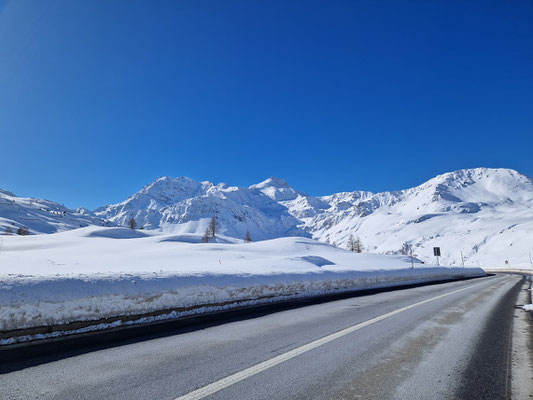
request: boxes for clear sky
[0,0,532,209]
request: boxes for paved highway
[0,274,526,399]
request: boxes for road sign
[433,247,441,257]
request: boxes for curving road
[0,274,526,400]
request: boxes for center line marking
[175,276,504,400]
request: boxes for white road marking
[175,276,504,400]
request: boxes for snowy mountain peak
[93,175,306,240]
[141,176,203,195]
[122,176,207,207]
[416,168,533,205]
[423,168,530,188]
[250,177,301,201]
[252,177,292,189]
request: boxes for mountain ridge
[1,167,532,267]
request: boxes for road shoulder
[512,276,533,399]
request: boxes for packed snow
[0,226,484,338]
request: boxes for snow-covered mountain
[2,168,532,268]
[94,168,532,268]
[94,176,306,241]
[0,189,107,235]
[302,168,533,268]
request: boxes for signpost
[433,247,441,266]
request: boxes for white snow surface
[0,226,483,333]
[2,168,532,268]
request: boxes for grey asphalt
[0,274,523,400]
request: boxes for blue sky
[0,0,532,209]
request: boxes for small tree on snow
[209,215,218,238]
[5,226,13,235]
[244,231,252,243]
[202,228,211,243]
[128,218,137,230]
[347,235,356,252]
[17,226,29,236]
[354,236,364,253]
[347,235,363,253]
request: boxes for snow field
[0,227,484,336]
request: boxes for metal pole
[529,253,532,269]
[410,249,414,269]
[461,251,465,268]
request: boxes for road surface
[0,274,525,399]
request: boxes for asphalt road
[0,274,524,400]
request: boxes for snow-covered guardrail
[0,267,485,345]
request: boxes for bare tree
[244,231,252,243]
[347,235,364,252]
[5,226,13,235]
[202,228,210,243]
[347,235,356,252]
[17,226,29,236]
[128,218,137,230]
[209,215,217,238]
[354,236,364,253]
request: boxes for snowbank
[0,227,485,338]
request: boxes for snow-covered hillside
[303,168,533,269]
[2,168,532,268]
[0,189,107,235]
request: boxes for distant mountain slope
[0,190,107,234]
[2,168,532,267]
[298,168,533,268]
[94,176,307,241]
